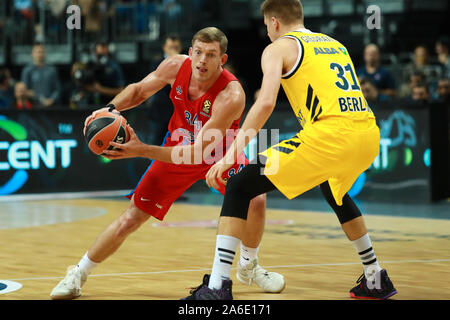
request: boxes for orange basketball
[84,111,130,155]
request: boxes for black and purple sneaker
[182,274,233,300]
[350,269,397,300]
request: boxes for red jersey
[165,58,242,164]
[127,58,248,220]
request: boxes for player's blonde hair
[191,27,228,55]
[261,0,303,25]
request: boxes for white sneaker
[236,258,286,293]
[50,266,87,300]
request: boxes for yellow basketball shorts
[260,117,380,206]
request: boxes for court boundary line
[2,193,448,222]
[6,258,450,282]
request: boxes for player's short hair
[191,27,228,54]
[261,0,303,24]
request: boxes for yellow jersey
[279,29,375,128]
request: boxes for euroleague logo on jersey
[203,100,211,114]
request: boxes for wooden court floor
[1,198,449,300]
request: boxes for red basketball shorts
[126,153,248,220]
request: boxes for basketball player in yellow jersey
[183,0,397,300]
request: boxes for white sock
[351,234,382,280]
[77,252,98,275]
[239,243,259,267]
[208,235,240,290]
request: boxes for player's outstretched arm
[206,43,284,189]
[84,55,187,128]
[160,80,246,164]
[109,55,187,112]
[103,81,245,163]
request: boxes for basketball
[84,111,130,155]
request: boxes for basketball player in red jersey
[50,27,285,300]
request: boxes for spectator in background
[398,70,426,99]
[161,34,183,58]
[359,76,389,105]
[435,37,450,78]
[357,43,396,97]
[13,0,36,44]
[14,82,33,110]
[48,0,67,17]
[147,34,182,145]
[0,67,15,109]
[403,44,441,85]
[435,77,450,103]
[162,0,182,17]
[84,41,126,105]
[411,82,430,103]
[69,62,98,110]
[74,0,107,42]
[45,0,70,43]
[161,0,182,34]
[21,42,61,108]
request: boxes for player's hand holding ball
[84,104,135,157]
[102,125,146,160]
[83,104,120,135]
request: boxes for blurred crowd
[1,36,449,112]
[0,0,186,45]
[0,0,185,113]
[356,38,450,108]
[0,0,448,113]
[0,41,125,110]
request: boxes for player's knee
[248,194,266,218]
[116,215,139,238]
[115,206,149,238]
[326,193,362,225]
[226,173,248,198]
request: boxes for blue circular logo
[0,280,23,295]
